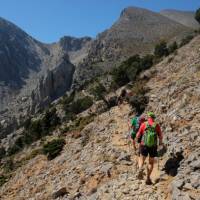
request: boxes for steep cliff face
[73,7,193,87]
[31,58,75,112]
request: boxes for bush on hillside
[8,108,61,156]
[112,64,130,87]
[168,41,178,54]
[61,92,75,110]
[0,147,6,160]
[7,136,25,156]
[112,54,154,87]
[3,159,14,173]
[0,175,7,187]
[179,35,194,47]
[195,8,200,24]
[91,83,107,100]
[69,96,93,114]
[140,54,154,70]
[42,138,65,160]
[128,95,149,114]
[154,41,169,58]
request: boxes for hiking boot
[137,169,144,180]
[145,178,153,185]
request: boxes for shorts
[140,145,158,158]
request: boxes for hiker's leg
[138,145,147,168]
[147,157,154,179]
[132,139,136,151]
[138,155,146,169]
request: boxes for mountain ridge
[160,9,200,29]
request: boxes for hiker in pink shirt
[136,112,163,185]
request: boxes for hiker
[136,112,163,185]
[129,114,145,152]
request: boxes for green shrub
[168,42,178,54]
[7,143,22,156]
[112,64,130,87]
[70,96,93,114]
[154,41,169,58]
[8,108,61,156]
[0,147,6,159]
[140,55,154,70]
[42,138,65,160]
[3,159,14,173]
[111,54,154,87]
[68,115,95,132]
[195,8,200,24]
[0,175,7,187]
[126,62,140,81]
[91,83,106,100]
[179,35,194,47]
[61,92,75,110]
[128,95,149,114]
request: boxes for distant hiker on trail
[136,112,163,185]
[128,114,145,152]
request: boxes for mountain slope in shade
[0,17,91,137]
[73,7,193,87]
[160,9,200,29]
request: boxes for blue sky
[0,0,200,43]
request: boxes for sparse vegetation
[195,8,200,24]
[68,115,95,132]
[154,41,169,58]
[90,82,107,101]
[168,41,178,54]
[127,81,149,113]
[0,175,7,187]
[8,108,60,156]
[112,54,154,87]
[179,35,194,47]
[0,147,6,159]
[70,96,93,114]
[42,138,65,160]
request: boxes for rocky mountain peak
[59,36,92,52]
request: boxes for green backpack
[143,122,157,147]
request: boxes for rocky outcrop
[31,57,75,112]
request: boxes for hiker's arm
[156,125,163,145]
[136,123,145,143]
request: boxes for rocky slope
[1,35,200,199]
[160,9,200,29]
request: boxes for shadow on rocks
[163,151,184,176]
